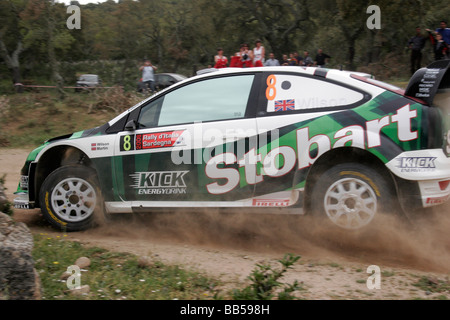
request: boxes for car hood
[46,125,106,144]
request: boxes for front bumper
[13,193,35,209]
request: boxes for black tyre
[39,165,104,231]
[310,163,396,230]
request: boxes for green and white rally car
[14,60,450,231]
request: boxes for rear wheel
[310,163,396,230]
[39,165,104,231]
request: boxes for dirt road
[1,148,449,299]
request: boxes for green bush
[232,253,304,300]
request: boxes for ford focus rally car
[14,60,450,231]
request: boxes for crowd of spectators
[213,40,331,69]
[408,20,449,75]
[213,21,449,74]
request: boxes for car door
[113,72,261,209]
[253,71,368,206]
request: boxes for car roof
[108,66,380,127]
[194,66,372,80]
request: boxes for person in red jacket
[230,44,254,68]
[214,48,228,68]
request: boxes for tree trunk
[47,4,65,100]
[347,39,356,70]
[0,38,24,92]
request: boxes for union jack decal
[274,99,295,112]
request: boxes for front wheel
[310,163,397,230]
[39,165,104,231]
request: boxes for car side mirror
[125,120,137,131]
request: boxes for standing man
[427,31,449,61]
[408,27,427,75]
[435,21,450,47]
[140,59,157,92]
[303,51,314,67]
[293,52,303,66]
[314,49,331,68]
[264,53,280,66]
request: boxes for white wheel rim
[324,177,377,229]
[51,177,97,222]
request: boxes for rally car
[14,60,450,231]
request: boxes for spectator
[230,43,254,68]
[253,39,265,67]
[139,59,157,92]
[435,21,450,46]
[408,27,427,75]
[314,49,331,68]
[302,51,314,66]
[428,31,449,60]
[280,54,290,66]
[288,53,298,66]
[293,52,303,65]
[264,52,280,66]
[214,48,228,68]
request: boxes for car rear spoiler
[405,59,450,105]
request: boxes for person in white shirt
[139,60,157,92]
[253,39,265,67]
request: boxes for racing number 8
[123,135,131,151]
[266,74,277,101]
[120,134,134,151]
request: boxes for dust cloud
[89,204,450,273]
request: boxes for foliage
[31,233,309,300]
[1,91,119,148]
[32,233,219,300]
[413,276,450,294]
[231,253,304,300]
[1,0,449,90]
[0,95,11,146]
[86,86,142,113]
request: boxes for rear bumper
[13,193,35,209]
[418,180,450,207]
[386,149,450,208]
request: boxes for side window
[157,75,254,126]
[138,98,162,128]
[264,74,365,113]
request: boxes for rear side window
[263,74,365,113]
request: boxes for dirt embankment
[1,148,449,300]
